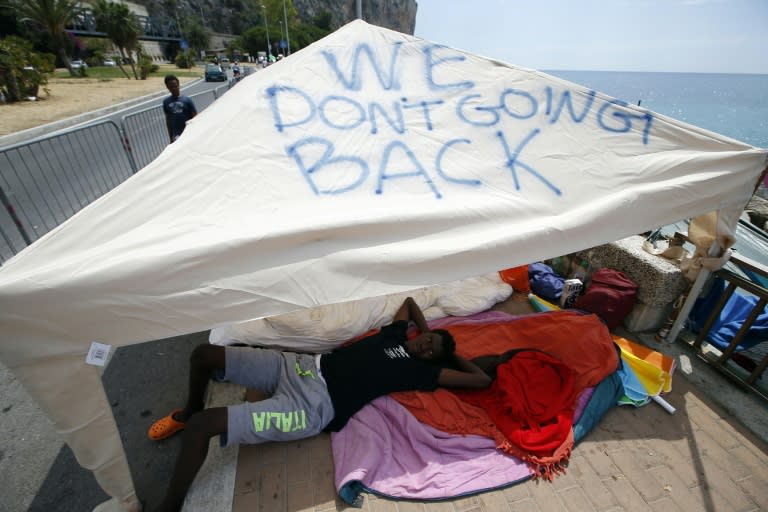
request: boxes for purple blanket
[331,395,533,503]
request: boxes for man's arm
[392,296,428,332]
[437,355,492,389]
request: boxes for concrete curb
[0,78,203,149]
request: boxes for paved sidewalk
[223,297,768,512]
[230,374,768,512]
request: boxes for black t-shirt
[320,320,442,432]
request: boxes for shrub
[138,54,153,79]
[174,50,196,69]
[0,36,54,102]
[86,55,102,68]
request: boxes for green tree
[0,35,54,102]
[182,18,209,55]
[261,0,297,54]
[7,0,82,77]
[89,0,140,79]
[79,36,113,66]
[234,8,332,60]
[311,10,332,31]
[233,26,265,60]
[174,49,195,69]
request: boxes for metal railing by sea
[0,75,246,264]
[687,250,768,400]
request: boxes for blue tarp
[689,277,768,351]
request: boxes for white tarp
[0,20,765,511]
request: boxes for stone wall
[745,193,768,231]
[133,0,417,36]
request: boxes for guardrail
[122,89,219,170]
[0,120,133,263]
[0,71,251,264]
[679,237,768,401]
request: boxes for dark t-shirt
[162,94,197,140]
[320,320,442,432]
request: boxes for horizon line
[541,68,768,76]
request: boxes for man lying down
[147,296,492,512]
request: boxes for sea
[546,70,768,272]
[544,70,768,150]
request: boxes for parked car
[71,60,88,70]
[103,58,116,67]
[204,63,226,82]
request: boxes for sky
[413,0,768,74]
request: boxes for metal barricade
[685,249,768,400]
[0,81,235,264]
[120,104,168,171]
[214,83,231,98]
[190,89,218,112]
[0,121,134,260]
[0,185,29,264]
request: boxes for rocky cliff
[133,0,416,35]
[293,0,417,33]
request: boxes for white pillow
[208,272,512,350]
[434,273,513,316]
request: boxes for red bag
[574,269,637,329]
[498,265,530,292]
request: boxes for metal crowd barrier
[0,73,245,264]
[0,121,133,263]
[121,89,220,170]
[687,250,768,400]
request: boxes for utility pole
[282,0,291,55]
[262,5,271,58]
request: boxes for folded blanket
[454,350,576,479]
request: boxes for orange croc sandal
[148,408,186,441]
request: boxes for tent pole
[665,234,724,343]
[665,268,711,343]
[357,0,362,19]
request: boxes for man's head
[164,74,180,97]
[404,328,456,361]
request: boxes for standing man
[162,75,197,143]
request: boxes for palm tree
[9,0,82,77]
[90,0,140,79]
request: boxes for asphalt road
[1,332,208,512]
[0,77,239,512]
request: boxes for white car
[103,58,116,67]
[71,60,88,69]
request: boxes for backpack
[528,262,564,302]
[574,269,637,329]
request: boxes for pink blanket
[332,395,533,502]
